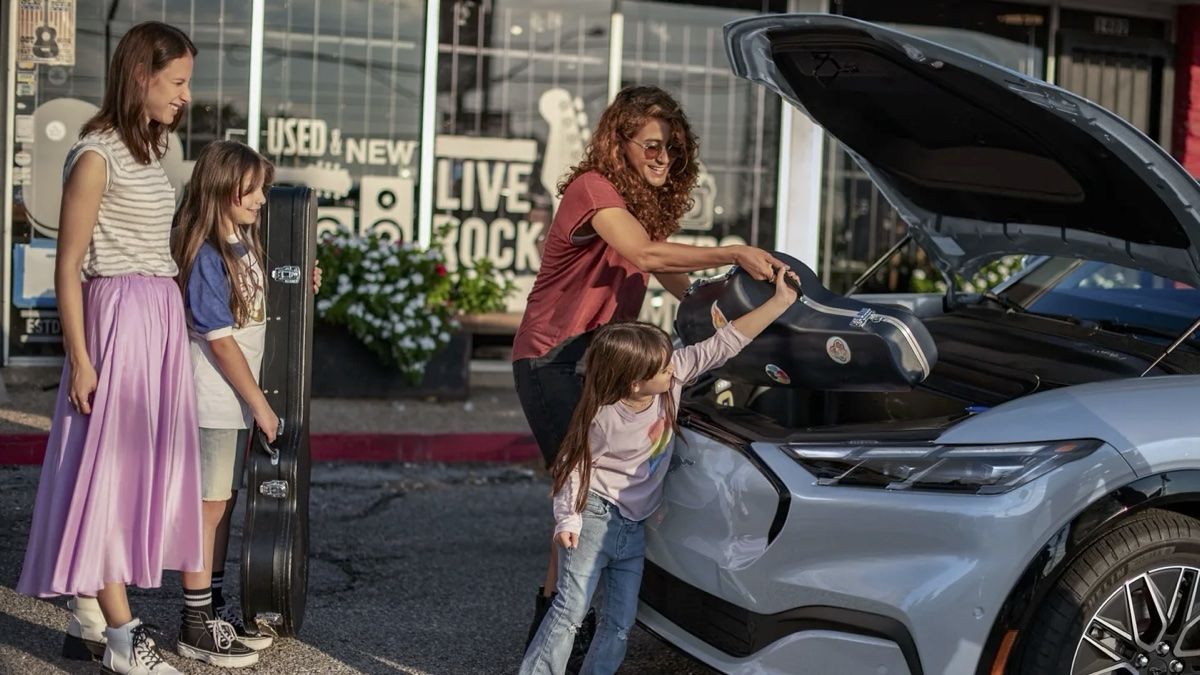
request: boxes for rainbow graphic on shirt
[645,416,674,475]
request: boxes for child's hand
[312,264,323,294]
[555,531,578,550]
[772,267,800,306]
[731,266,801,340]
[254,403,281,443]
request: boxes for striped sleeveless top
[63,129,178,278]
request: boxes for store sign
[433,135,542,292]
[17,0,76,66]
[1093,16,1131,37]
[18,309,61,344]
[265,118,419,169]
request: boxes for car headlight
[784,439,1103,495]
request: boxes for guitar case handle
[255,417,285,466]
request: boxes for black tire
[1012,508,1200,674]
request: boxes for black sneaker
[175,608,259,668]
[216,603,275,651]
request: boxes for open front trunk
[681,304,1170,443]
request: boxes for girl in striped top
[17,22,204,675]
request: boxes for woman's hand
[312,264,323,293]
[555,531,579,550]
[732,245,785,281]
[68,359,98,415]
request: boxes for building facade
[1,0,1192,364]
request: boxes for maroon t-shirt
[512,171,649,361]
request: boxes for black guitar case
[676,252,938,391]
[240,185,317,637]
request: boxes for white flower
[412,273,424,286]
[439,332,450,342]
[317,299,333,313]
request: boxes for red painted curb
[0,433,540,465]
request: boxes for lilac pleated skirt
[17,275,204,597]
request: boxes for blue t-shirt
[187,242,242,337]
[185,239,268,428]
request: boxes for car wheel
[1013,509,1200,675]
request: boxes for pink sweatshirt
[553,324,752,536]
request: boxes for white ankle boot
[101,618,181,674]
[63,595,106,660]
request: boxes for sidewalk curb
[0,433,540,465]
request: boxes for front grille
[640,561,758,657]
[639,561,925,674]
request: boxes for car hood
[725,14,1200,286]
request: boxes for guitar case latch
[259,480,289,499]
[271,266,302,284]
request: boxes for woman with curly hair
[512,85,782,668]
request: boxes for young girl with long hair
[520,269,800,675]
[169,140,279,668]
[513,85,785,665]
[17,21,202,675]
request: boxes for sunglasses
[626,137,686,168]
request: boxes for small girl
[520,268,800,675]
[17,21,201,675]
[171,140,321,667]
[169,139,285,667]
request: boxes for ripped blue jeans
[520,492,645,675]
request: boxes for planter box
[311,321,471,400]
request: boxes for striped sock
[183,587,213,619]
[211,571,226,609]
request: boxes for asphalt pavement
[0,462,711,674]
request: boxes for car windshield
[999,257,1200,345]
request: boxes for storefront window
[819,0,1049,293]
[8,1,252,358]
[621,0,785,329]
[1,0,793,360]
[433,0,613,311]
[258,0,427,244]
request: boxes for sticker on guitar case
[711,301,728,329]
[765,364,791,385]
[826,336,852,365]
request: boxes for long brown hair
[558,86,700,242]
[172,141,274,327]
[551,322,680,512]
[81,21,196,165]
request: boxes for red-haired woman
[513,85,782,665]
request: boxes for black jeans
[513,332,593,469]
